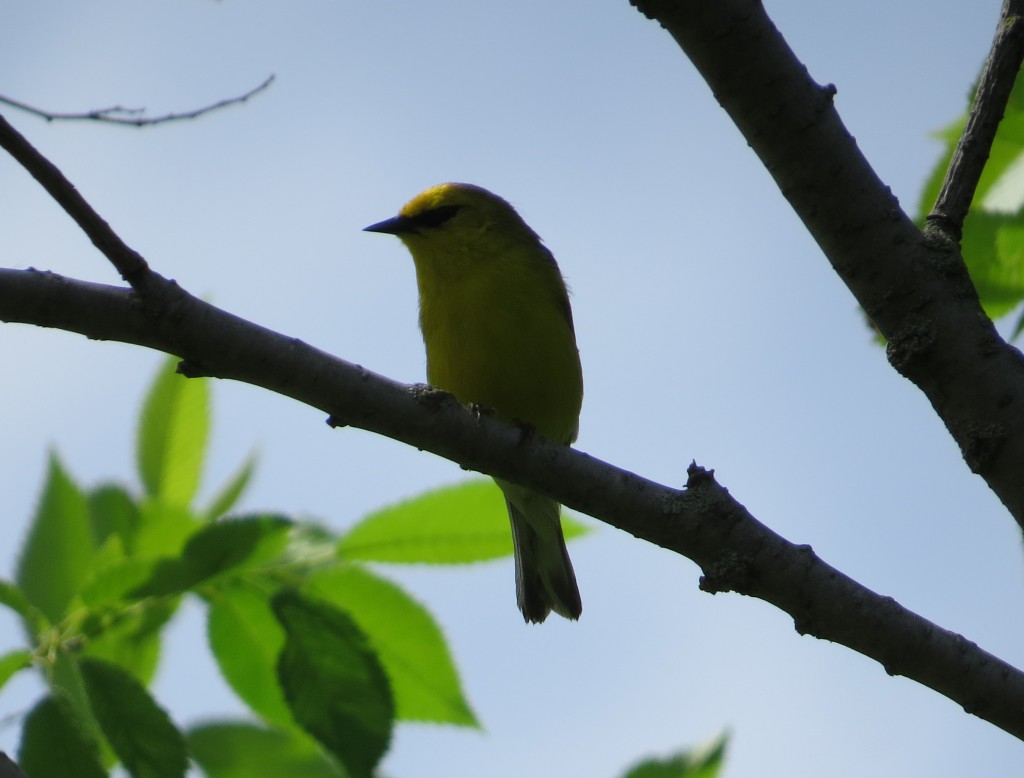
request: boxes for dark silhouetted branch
[1,265,1023,740]
[629,0,1024,535]
[928,0,1024,240]
[0,114,158,293]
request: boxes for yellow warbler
[365,183,584,623]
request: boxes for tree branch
[2,266,1024,739]
[0,75,275,128]
[0,753,28,778]
[928,0,1024,240]
[3,5,1024,742]
[628,0,1024,535]
[0,115,157,293]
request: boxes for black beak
[363,214,416,235]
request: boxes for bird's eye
[413,204,463,230]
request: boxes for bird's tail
[497,479,581,623]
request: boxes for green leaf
[83,533,128,582]
[137,356,209,507]
[280,521,339,570]
[16,453,96,622]
[74,546,175,685]
[959,211,1024,319]
[208,583,294,729]
[79,558,159,608]
[204,452,257,521]
[131,514,292,598]
[49,652,103,747]
[80,657,188,778]
[81,597,176,686]
[88,483,142,553]
[272,589,393,778]
[18,694,106,778]
[306,565,477,726]
[187,722,343,778]
[0,579,49,635]
[0,650,31,693]
[621,733,729,778]
[338,480,508,563]
[338,479,590,564]
[133,499,200,560]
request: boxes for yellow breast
[415,244,582,444]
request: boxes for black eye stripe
[410,204,463,230]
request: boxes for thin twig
[0,113,158,293]
[0,75,275,128]
[927,0,1024,240]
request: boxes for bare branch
[928,0,1024,240]
[1,264,1023,739]
[0,114,157,293]
[0,75,275,128]
[629,0,1024,534]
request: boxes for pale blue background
[0,1,1020,776]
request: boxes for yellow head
[365,183,547,277]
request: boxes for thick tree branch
[2,266,1024,739]
[929,0,1024,240]
[629,0,1024,534]
[0,75,275,128]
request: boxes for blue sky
[1,1,1021,776]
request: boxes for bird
[365,183,584,623]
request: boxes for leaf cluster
[0,356,721,778]
[2,357,579,777]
